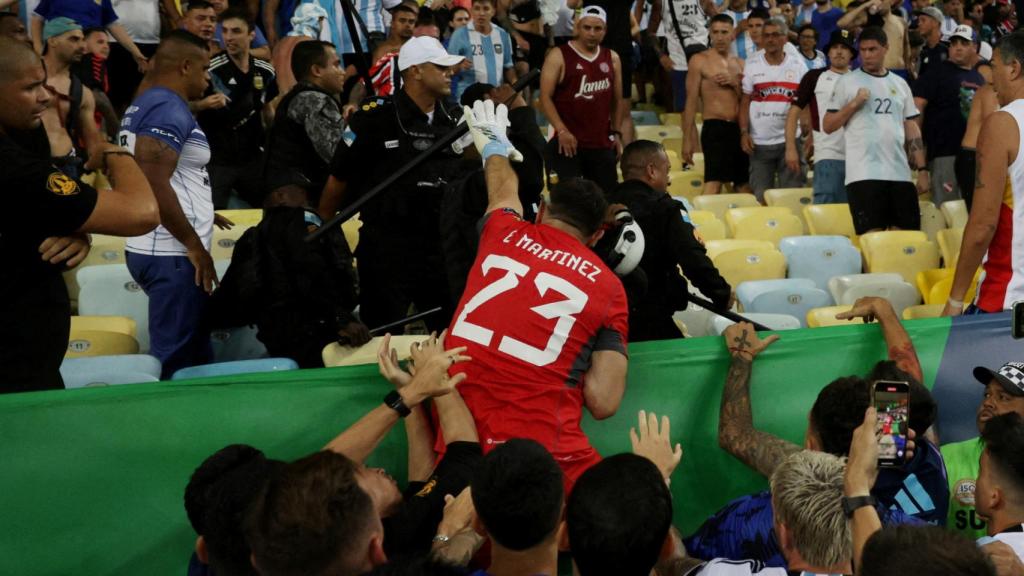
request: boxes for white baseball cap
[577,5,607,23]
[950,24,977,43]
[398,36,465,72]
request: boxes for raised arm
[718,323,800,479]
[836,297,922,382]
[845,408,884,569]
[837,0,872,29]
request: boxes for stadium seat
[341,215,362,252]
[632,110,661,125]
[764,187,813,232]
[170,358,300,380]
[827,272,905,304]
[689,210,727,241]
[672,285,727,337]
[919,201,947,242]
[66,330,140,359]
[941,199,969,229]
[635,125,683,142]
[916,268,954,302]
[661,137,683,158]
[210,224,251,261]
[735,278,816,310]
[902,304,944,320]
[864,238,940,285]
[60,354,162,388]
[322,335,425,367]
[210,325,269,362]
[803,204,856,239]
[706,239,776,259]
[806,305,863,328]
[779,236,861,291]
[926,271,980,306]
[739,282,832,327]
[63,234,127,308]
[216,209,263,227]
[711,245,787,286]
[725,207,803,246]
[937,227,964,267]
[693,193,760,222]
[660,112,682,126]
[711,313,802,334]
[70,315,137,338]
[668,171,704,201]
[858,230,930,267]
[838,280,921,317]
[77,264,151,352]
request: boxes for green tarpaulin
[0,319,951,575]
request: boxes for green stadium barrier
[0,318,951,574]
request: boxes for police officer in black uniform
[609,140,733,341]
[319,36,475,332]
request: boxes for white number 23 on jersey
[451,254,589,367]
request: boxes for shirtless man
[40,18,101,179]
[956,82,998,210]
[682,14,749,194]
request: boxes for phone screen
[873,381,909,467]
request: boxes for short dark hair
[981,412,1024,497]
[391,3,418,17]
[861,525,995,576]
[184,445,284,576]
[547,178,608,237]
[471,439,564,551]
[709,13,736,26]
[291,40,334,82]
[748,8,771,21]
[996,30,1024,66]
[866,361,937,436]
[810,376,871,457]
[798,23,818,39]
[568,454,672,576]
[472,0,496,5]
[859,26,889,46]
[247,451,377,576]
[452,6,470,17]
[160,29,211,53]
[219,6,253,30]
[83,26,106,38]
[185,0,215,12]
[620,139,666,179]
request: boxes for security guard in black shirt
[319,36,475,332]
[609,140,733,341]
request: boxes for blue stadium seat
[743,286,833,327]
[77,264,151,352]
[779,236,862,291]
[736,278,816,310]
[711,313,802,335]
[210,325,269,362]
[170,358,300,380]
[631,110,662,125]
[60,355,162,388]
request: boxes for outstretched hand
[723,322,779,361]
[377,333,412,389]
[463,99,523,162]
[630,410,683,480]
[835,296,893,323]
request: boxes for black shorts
[619,49,634,99]
[700,119,749,185]
[846,179,921,234]
[513,31,548,75]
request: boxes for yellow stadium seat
[803,204,856,239]
[916,268,954,302]
[63,235,127,309]
[65,330,140,359]
[322,335,425,367]
[70,316,137,339]
[660,112,682,126]
[859,230,929,268]
[706,239,775,259]
[941,199,969,229]
[662,137,683,157]
[806,305,863,328]
[689,210,727,242]
[937,227,964,268]
[210,225,251,260]
[636,125,683,142]
[919,201,947,242]
[866,240,940,285]
[666,149,682,170]
[668,171,705,201]
[725,207,803,246]
[693,193,760,222]
[341,215,362,253]
[765,188,813,232]
[216,209,263,227]
[710,246,787,286]
[902,304,945,320]
[926,269,981,305]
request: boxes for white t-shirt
[812,69,847,162]
[659,17,688,71]
[554,0,575,37]
[112,0,161,44]
[684,559,832,576]
[827,68,918,184]
[742,51,806,145]
[663,0,711,50]
[977,530,1024,563]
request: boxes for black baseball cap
[826,29,856,53]
[974,361,1024,397]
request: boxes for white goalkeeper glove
[461,99,523,163]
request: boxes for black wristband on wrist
[383,390,411,417]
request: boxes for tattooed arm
[836,297,922,383]
[718,323,799,479]
[904,120,927,170]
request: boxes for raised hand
[630,410,683,480]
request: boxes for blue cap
[43,17,82,43]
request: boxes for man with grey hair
[740,16,807,200]
[663,450,853,575]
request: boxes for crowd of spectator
[5,0,1024,573]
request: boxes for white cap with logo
[950,24,977,43]
[398,36,466,72]
[577,5,607,23]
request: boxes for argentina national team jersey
[333,0,385,54]
[448,23,514,102]
[120,86,214,256]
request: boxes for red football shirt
[442,209,629,486]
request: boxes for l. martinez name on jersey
[574,74,612,100]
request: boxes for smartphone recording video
[873,380,910,468]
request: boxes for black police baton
[307,69,542,243]
[369,307,443,336]
[684,293,772,332]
